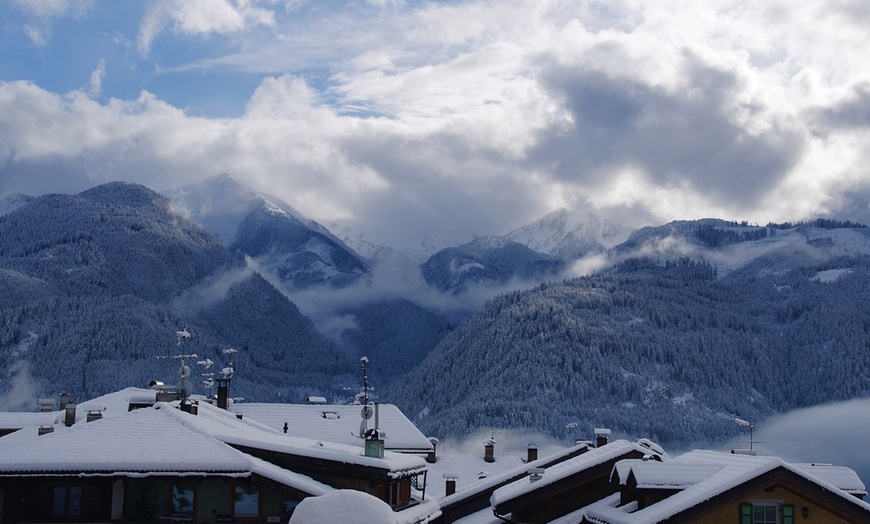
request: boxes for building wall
[685,485,859,524]
[120,476,307,523]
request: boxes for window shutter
[782,504,795,524]
[739,503,752,524]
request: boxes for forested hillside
[421,236,565,294]
[0,183,355,407]
[337,298,453,388]
[390,254,870,447]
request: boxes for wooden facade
[433,444,592,524]
[231,443,422,510]
[493,448,647,524]
[0,474,309,524]
[650,466,870,524]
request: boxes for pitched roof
[233,402,435,453]
[584,450,870,524]
[490,440,663,510]
[0,406,252,476]
[171,400,428,478]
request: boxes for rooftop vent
[443,472,458,496]
[594,428,611,447]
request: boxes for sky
[1,0,870,250]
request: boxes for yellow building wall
[685,484,859,524]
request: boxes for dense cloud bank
[2,1,870,251]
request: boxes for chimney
[64,403,76,427]
[59,393,71,411]
[528,468,545,483]
[38,398,55,412]
[595,428,611,447]
[527,443,538,463]
[443,473,458,496]
[216,377,230,410]
[86,410,103,422]
[364,429,385,458]
[484,439,495,463]
[426,437,439,464]
[180,400,198,415]
[38,425,54,436]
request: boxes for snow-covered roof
[233,402,434,453]
[627,462,724,489]
[0,406,252,476]
[173,401,428,478]
[491,440,662,508]
[583,450,870,524]
[435,443,590,505]
[0,411,59,429]
[793,463,867,496]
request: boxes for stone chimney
[484,439,495,463]
[595,428,611,447]
[443,473,458,496]
[527,443,538,463]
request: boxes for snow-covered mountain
[392,244,870,448]
[506,208,634,260]
[420,236,566,295]
[166,175,369,289]
[615,219,870,275]
[0,182,355,406]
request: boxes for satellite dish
[361,405,374,420]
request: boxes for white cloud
[721,398,870,485]
[139,0,276,54]
[87,59,106,98]
[12,0,92,18]
[3,0,870,249]
[22,24,46,46]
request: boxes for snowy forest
[2,180,870,452]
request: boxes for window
[52,486,82,519]
[169,483,196,520]
[739,502,795,524]
[233,484,260,518]
[754,504,777,524]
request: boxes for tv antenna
[155,330,199,399]
[735,418,763,451]
[352,357,376,439]
[221,348,237,379]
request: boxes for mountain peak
[506,208,633,259]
